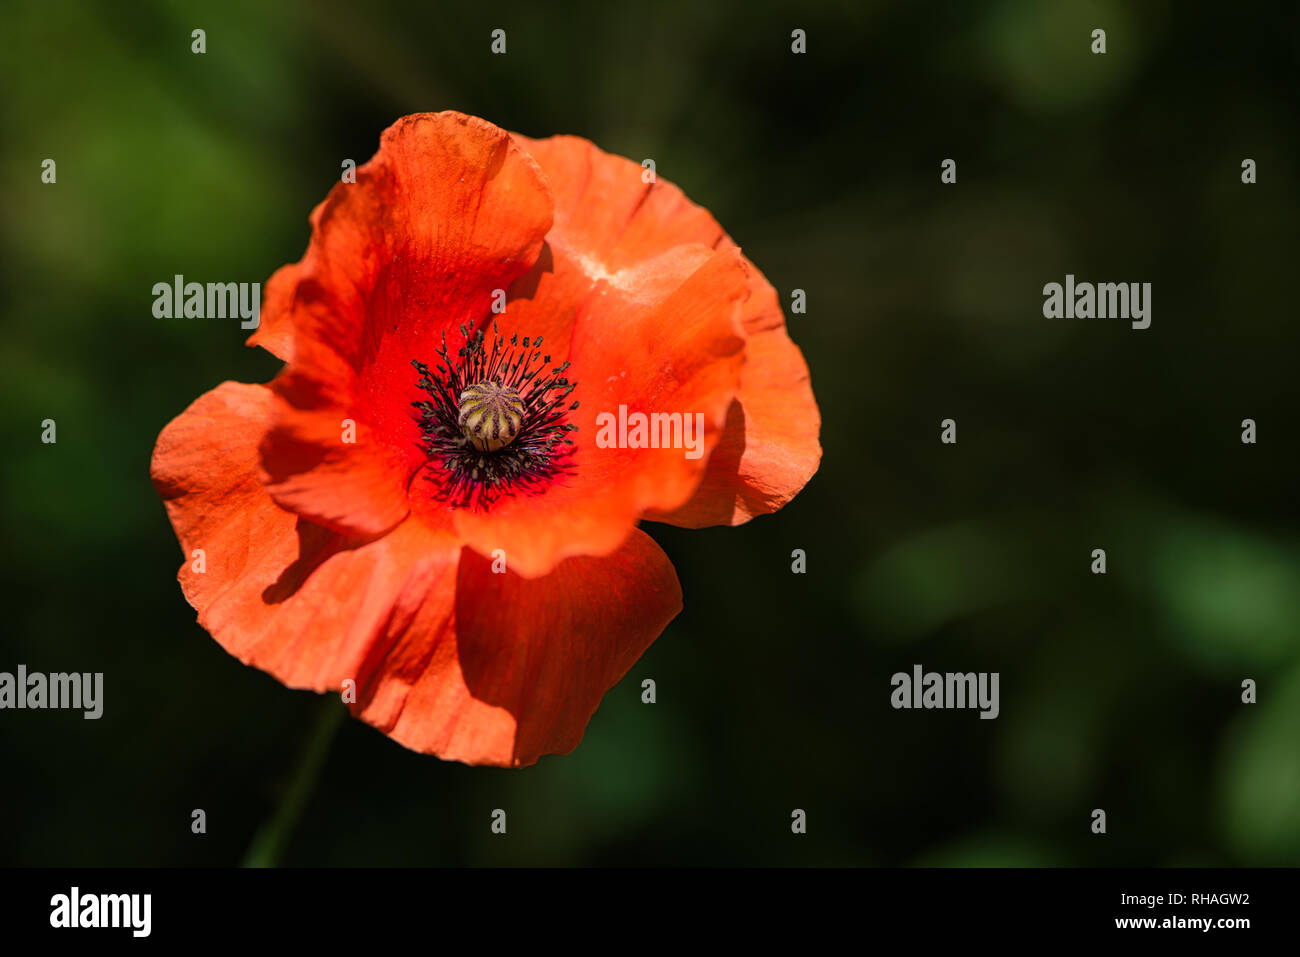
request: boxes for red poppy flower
[151,111,820,767]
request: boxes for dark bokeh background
[2,0,1298,865]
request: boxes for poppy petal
[496,133,728,362]
[511,133,821,527]
[254,112,554,536]
[444,244,750,578]
[380,528,681,767]
[248,264,296,362]
[151,381,681,767]
[151,381,461,689]
[647,270,822,526]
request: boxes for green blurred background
[2,0,1298,866]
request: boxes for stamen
[411,321,579,509]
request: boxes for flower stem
[241,696,346,867]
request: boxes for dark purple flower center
[411,323,578,509]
